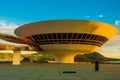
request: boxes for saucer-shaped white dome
[15,20,118,53]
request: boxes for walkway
[0,63,119,80]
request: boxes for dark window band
[27,33,108,47]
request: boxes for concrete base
[12,50,21,65]
[54,53,76,63]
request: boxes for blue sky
[0,0,120,26]
[0,0,120,58]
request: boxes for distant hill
[74,52,120,62]
[0,52,120,62]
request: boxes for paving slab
[0,63,120,80]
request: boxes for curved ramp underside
[0,33,43,51]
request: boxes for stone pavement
[0,63,120,80]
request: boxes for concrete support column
[12,49,21,65]
[54,53,76,63]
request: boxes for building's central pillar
[54,53,76,63]
[12,49,21,65]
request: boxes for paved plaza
[0,63,120,80]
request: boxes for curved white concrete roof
[15,20,118,39]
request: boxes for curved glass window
[28,33,108,47]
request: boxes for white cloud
[83,16,91,18]
[98,45,120,58]
[0,20,18,28]
[0,27,16,35]
[97,35,120,56]
[0,20,34,53]
[98,15,103,18]
[103,35,120,46]
[0,20,23,45]
[97,35,120,58]
[0,20,18,35]
[115,20,120,26]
